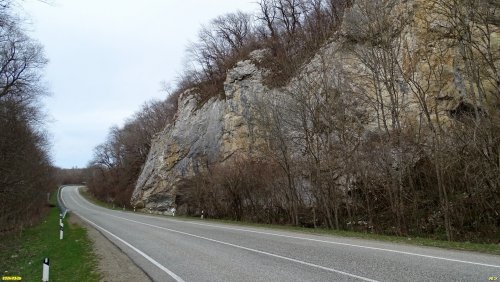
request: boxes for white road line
[112,199,500,270]
[167,221,500,269]
[74,212,185,282]
[67,190,377,281]
[102,213,378,282]
[69,187,500,271]
[63,189,184,282]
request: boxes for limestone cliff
[131,0,499,211]
[131,51,268,210]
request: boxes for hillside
[91,0,500,242]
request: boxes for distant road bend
[61,186,500,282]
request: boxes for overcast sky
[21,0,257,168]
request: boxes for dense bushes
[177,157,289,222]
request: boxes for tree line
[0,0,55,237]
[86,96,179,207]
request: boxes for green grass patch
[0,195,101,281]
[79,187,500,256]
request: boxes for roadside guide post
[59,219,64,240]
[42,257,49,282]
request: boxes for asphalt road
[61,186,500,282]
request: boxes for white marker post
[134,206,136,212]
[59,213,62,225]
[201,210,204,219]
[59,220,64,240]
[42,257,49,282]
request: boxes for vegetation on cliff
[88,0,499,243]
[87,0,352,208]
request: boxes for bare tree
[187,11,255,82]
[254,89,303,225]
[0,1,53,236]
[342,0,414,235]
[87,95,178,207]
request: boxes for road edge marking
[68,191,377,281]
[75,212,185,282]
[172,221,500,269]
[101,199,500,271]
[104,213,379,282]
[70,186,500,271]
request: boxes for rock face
[132,0,499,210]
[131,52,268,210]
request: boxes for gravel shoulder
[69,214,151,282]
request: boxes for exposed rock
[131,58,267,209]
[131,0,499,210]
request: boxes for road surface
[61,186,500,281]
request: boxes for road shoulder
[69,214,152,282]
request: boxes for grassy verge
[0,194,101,281]
[176,217,500,255]
[80,187,500,255]
[79,188,127,211]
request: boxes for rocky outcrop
[132,0,499,210]
[131,51,268,210]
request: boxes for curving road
[61,186,500,282]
